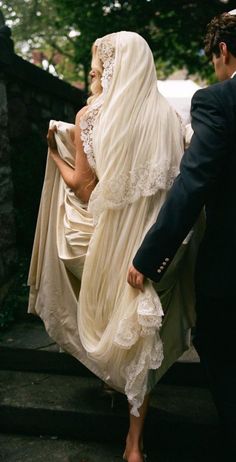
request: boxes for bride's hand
[47,126,58,153]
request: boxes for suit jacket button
[157,269,161,273]
[165,258,170,262]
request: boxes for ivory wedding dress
[28,32,200,416]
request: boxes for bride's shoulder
[74,106,89,143]
[75,106,88,124]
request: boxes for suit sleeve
[133,87,229,282]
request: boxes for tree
[0,0,81,83]
[147,0,235,82]
[1,0,235,88]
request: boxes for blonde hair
[87,44,103,105]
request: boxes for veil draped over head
[28,31,197,416]
[82,31,183,221]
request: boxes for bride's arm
[48,107,97,203]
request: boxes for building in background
[158,79,202,124]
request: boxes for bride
[28,31,199,462]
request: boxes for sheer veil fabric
[28,32,199,416]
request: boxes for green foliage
[0,0,235,85]
[51,0,158,88]
[1,0,80,83]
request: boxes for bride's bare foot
[123,450,144,462]
[123,434,145,462]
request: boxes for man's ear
[219,42,230,63]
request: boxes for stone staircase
[0,318,220,461]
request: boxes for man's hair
[204,12,236,59]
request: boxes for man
[128,11,236,456]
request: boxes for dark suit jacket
[133,75,236,297]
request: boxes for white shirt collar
[231,71,236,78]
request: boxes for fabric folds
[28,32,201,415]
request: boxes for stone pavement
[0,319,222,462]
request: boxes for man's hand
[127,265,145,291]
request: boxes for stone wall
[0,25,84,306]
[0,74,16,303]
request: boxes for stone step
[0,320,206,386]
[0,433,124,462]
[0,430,222,462]
[0,370,218,445]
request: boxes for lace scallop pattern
[80,34,116,170]
[114,291,164,416]
[89,160,179,223]
[80,105,100,171]
[95,34,116,93]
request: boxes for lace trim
[89,161,179,223]
[80,105,100,171]
[114,292,163,349]
[138,292,164,337]
[175,109,186,139]
[126,340,164,417]
[114,291,164,416]
[95,34,116,93]
[80,35,116,169]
